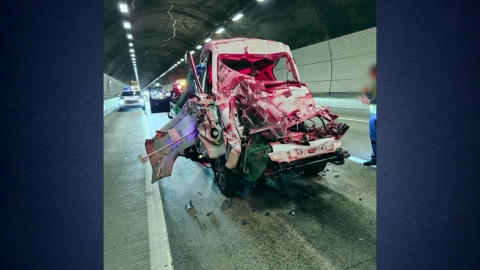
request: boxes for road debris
[206,212,213,217]
[220,198,233,211]
[185,200,194,210]
[289,211,296,216]
[300,192,312,198]
[241,219,248,225]
[265,212,270,216]
[197,192,202,196]
[334,175,340,178]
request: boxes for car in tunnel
[139,38,350,197]
[167,79,186,118]
[149,87,170,113]
[119,89,145,111]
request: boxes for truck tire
[211,155,240,197]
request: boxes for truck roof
[200,38,292,61]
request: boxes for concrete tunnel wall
[104,74,129,115]
[275,27,377,112]
[104,73,129,97]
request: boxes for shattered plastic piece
[300,192,311,198]
[185,200,194,210]
[290,211,296,216]
[206,212,213,216]
[334,175,340,178]
[265,212,270,216]
[220,198,233,211]
[241,219,248,225]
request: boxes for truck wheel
[299,163,327,177]
[211,156,240,197]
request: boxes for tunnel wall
[103,74,128,115]
[275,27,376,112]
[104,73,128,98]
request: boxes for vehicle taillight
[176,85,182,90]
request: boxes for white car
[119,90,146,111]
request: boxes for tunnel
[103,0,376,269]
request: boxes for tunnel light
[257,0,264,2]
[204,37,211,43]
[119,3,128,13]
[232,13,244,21]
[190,50,195,54]
[180,58,184,62]
[216,27,225,34]
[196,45,202,50]
[129,43,133,47]
[129,49,134,53]
[127,34,133,39]
[177,61,180,64]
[123,22,131,29]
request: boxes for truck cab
[140,38,350,197]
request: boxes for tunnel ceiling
[104,0,376,89]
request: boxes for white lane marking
[347,156,377,168]
[142,114,174,270]
[339,117,369,123]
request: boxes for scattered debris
[334,175,340,178]
[241,219,248,225]
[359,238,364,241]
[206,212,213,217]
[300,192,312,198]
[220,198,233,211]
[197,191,202,196]
[306,184,314,189]
[290,211,296,216]
[185,200,194,210]
[326,169,329,171]
[359,198,362,201]
[252,209,256,212]
[265,212,270,216]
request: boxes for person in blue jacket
[359,65,377,166]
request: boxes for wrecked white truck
[139,38,350,196]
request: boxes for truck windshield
[219,54,297,82]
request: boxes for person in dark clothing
[359,65,377,166]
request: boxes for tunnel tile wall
[284,27,376,112]
[104,73,129,97]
